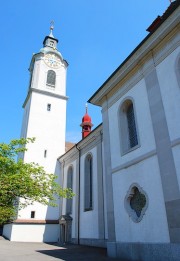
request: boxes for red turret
[80,104,93,139]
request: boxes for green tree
[0,138,73,225]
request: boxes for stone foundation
[71,238,106,248]
[107,242,180,261]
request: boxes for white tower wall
[3,28,68,242]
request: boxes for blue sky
[0,0,169,143]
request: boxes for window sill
[66,212,72,216]
[46,84,55,88]
[84,207,93,212]
[121,144,140,156]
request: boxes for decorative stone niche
[124,183,148,223]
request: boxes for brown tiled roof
[13,219,59,224]
[88,0,180,105]
[146,0,180,32]
[65,142,75,152]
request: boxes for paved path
[0,237,122,261]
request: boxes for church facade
[3,1,180,260]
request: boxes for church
[3,1,180,260]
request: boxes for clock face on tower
[44,53,61,68]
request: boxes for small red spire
[80,104,93,139]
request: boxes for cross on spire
[49,20,54,38]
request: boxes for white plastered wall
[112,155,170,243]
[4,224,59,242]
[32,58,67,97]
[107,64,170,243]
[79,147,99,239]
[62,159,77,238]
[18,90,66,221]
[156,47,180,192]
[172,144,180,192]
[108,78,156,170]
[102,141,108,240]
[156,46,180,142]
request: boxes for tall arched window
[119,99,139,154]
[84,154,93,211]
[66,166,73,215]
[46,70,56,87]
[127,103,138,148]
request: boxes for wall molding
[112,149,156,174]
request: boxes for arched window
[46,70,56,87]
[119,99,139,154]
[84,154,93,211]
[126,103,138,148]
[66,166,73,215]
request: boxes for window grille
[84,154,93,211]
[125,184,148,223]
[66,167,73,215]
[47,104,51,111]
[127,103,138,148]
[47,70,56,86]
[44,150,47,158]
[31,211,35,218]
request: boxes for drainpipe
[100,130,106,241]
[60,160,65,217]
[58,159,65,244]
[76,145,80,245]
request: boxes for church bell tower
[8,23,68,242]
[22,23,68,163]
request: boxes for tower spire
[49,20,54,38]
[80,104,93,139]
[43,20,59,49]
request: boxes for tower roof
[38,21,66,62]
[43,21,59,47]
[82,113,92,123]
[49,20,55,38]
[80,104,93,139]
[81,104,93,126]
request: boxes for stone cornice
[89,6,180,106]
[101,26,179,113]
[112,149,157,174]
[111,136,180,174]
[23,88,68,108]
